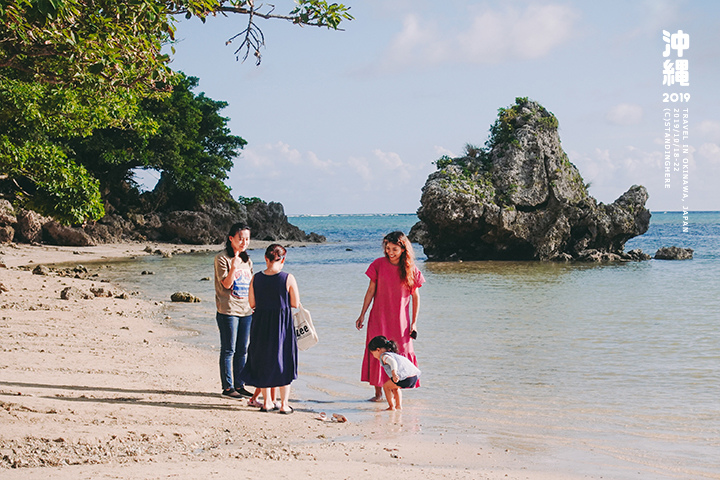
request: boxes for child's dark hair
[225,223,250,262]
[265,243,287,262]
[368,335,398,353]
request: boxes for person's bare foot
[368,395,384,402]
[260,402,275,412]
[385,406,396,411]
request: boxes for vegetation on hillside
[0,0,352,224]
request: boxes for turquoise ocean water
[94,212,720,479]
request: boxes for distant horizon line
[287,211,720,217]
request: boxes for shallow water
[90,212,720,479]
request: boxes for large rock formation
[410,98,651,261]
[1,199,324,246]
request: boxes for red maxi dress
[361,257,425,387]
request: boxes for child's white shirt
[380,352,421,381]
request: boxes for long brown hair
[383,231,416,290]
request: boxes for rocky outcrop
[16,209,50,243]
[4,199,325,246]
[655,246,693,260]
[246,201,313,241]
[410,98,651,262]
[43,221,96,246]
[0,200,16,244]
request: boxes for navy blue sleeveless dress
[239,271,297,388]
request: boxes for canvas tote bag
[293,304,319,350]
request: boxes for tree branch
[216,5,345,29]
[224,3,266,65]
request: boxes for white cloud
[307,151,336,170]
[373,149,404,169]
[565,142,720,211]
[229,142,432,214]
[459,4,578,61]
[384,14,445,66]
[699,120,720,142]
[239,141,301,173]
[433,145,455,157]
[698,143,720,164]
[621,0,681,39]
[606,103,643,126]
[568,146,663,204]
[347,156,373,181]
[381,4,578,69]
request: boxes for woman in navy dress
[239,244,300,414]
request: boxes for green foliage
[66,74,247,213]
[1,137,104,224]
[290,0,354,29]
[485,97,558,151]
[486,100,523,150]
[238,195,264,206]
[0,0,175,223]
[432,145,490,176]
[433,155,454,170]
[0,0,351,224]
[0,0,175,89]
[538,115,559,130]
[0,76,143,223]
[464,143,483,159]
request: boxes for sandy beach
[1,243,588,479]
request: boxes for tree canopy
[0,0,352,224]
[66,74,247,214]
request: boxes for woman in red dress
[355,231,425,402]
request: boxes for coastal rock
[411,98,651,261]
[306,232,327,243]
[0,225,14,244]
[161,210,222,244]
[246,201,325,242]
[0,200,16,243]
[60,286,94,300]
[90,286,115,297]
[84,214,138,243]
[10,197,326,246]
[43,221,95,246]
[170,292,201,303]
[654,246,693,260]
[56,265,89,279]
[626,249,652,261]
[16,209,50,243]
[0,199,15,225]
[32,265,51,276]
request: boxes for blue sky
[159,0,720,214]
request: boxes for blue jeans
[216,312,252,391]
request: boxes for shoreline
[1,243,610,479]
[0,240,315,270]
